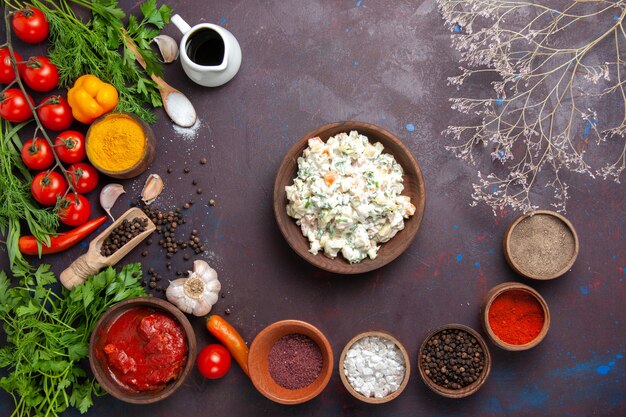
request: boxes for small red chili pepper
[18,216,106,256]
[206,315,249,377]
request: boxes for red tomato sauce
[102,307,188,391]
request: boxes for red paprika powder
[488,290,544,345]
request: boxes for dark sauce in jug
[186,29,225,66]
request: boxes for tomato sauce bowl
[89,297,196,404]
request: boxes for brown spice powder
[509,214,575,277]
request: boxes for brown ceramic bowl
[417,324,491,398]
[481,282,550,351]
[89,297,196,404]
[248,320,333,405]
[86,112,156,179]
[503,210,579,280]
[339,331,411,404]
[273,121,426,274]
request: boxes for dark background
[1,1,625,416]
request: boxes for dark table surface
[1,1,625,416]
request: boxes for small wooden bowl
[417,324,491,398]
[248,320,333,405]
[481,282,550,351]
[89,297,196,404]
[338,331,411,404]
[273,121,426,274]
[503,210,579,280]
[86,112,156,179]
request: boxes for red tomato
[67,163,99,194]
[21,137,54,170]
[0,48,25,84]
[23,56,59,92]
[196,344,231,379]
[57,194,91,226]
[0,88,33,123]
[11,7,49,44]
[31,171,67,206]
[37,96,73,131]
[54,130,86,164]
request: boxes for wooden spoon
[60,207,155,289]
[123,30,197,128]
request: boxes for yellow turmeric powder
[86,113,146,172]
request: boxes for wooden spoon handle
[121,28,169,90]
[60,253,107,289]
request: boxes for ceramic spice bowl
[339,330,411,404]
[482,282,550,351]
[417,324,491,398]
[248,320,333,405]
[86,112,156,179]
[89,297,196,404]
[503,210,579,280]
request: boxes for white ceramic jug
[171,14,242,87]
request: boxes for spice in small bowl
[503,210,579,280]
[339,331,410,404]
[418,324,491,398]
[482,282,550,351]
[248,320,333,405]
[86,112,156,179]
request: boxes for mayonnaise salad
[285,131,416,263]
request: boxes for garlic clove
[141,174,163,205]
[151,35,179,63]
[99,183,125,221]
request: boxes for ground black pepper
[420,329,485,390]
[268,334,323,390]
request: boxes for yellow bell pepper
[67,75,118,124]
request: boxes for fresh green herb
[0,263,147,417]
[304,197,312,209]
[0,120,58,278]
[5,0,173,123]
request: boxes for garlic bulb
[151,35,179,63]
[166,260,221,316]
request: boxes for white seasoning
[165,92,197,128]
[343,336,406,398]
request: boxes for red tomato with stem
[54,130,86,164]
[0,88,33,122]
[196,344,231,379]
[67,163,99,194]
[57,194,91,226]
[37,95,73,131]
[21,137,54,170]
[11,7,49,44]
[0,48,25,84]
[31,170,67,206]
[23,56,59,92]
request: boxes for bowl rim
[273,121,426,274]
[481,282,551,351]
[503,210,579,280]
[338,330,411,404]
[417,323,491,398]
[88,296,196,404]
[248,319,334,405]
[86,112,155,177]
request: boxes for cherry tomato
[37,95,73,131]
[57,194,91,226]
[31,171,67,206]
[67,163,99,194]
[21,137,54,170]
[54,130,86,164]
[196,344,231,379]
[0,48,25,84]
[23,56,59,92]
[11,7,49,44]
[0,88,33,122]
